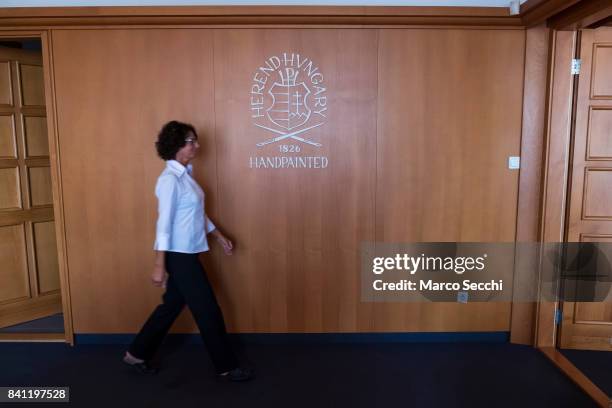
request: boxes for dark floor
[561,348,612,397]
[0,341,599,408]
[0,313,64,333]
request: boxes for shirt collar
[166,160,193,177]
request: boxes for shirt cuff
[205,217,216,234]
[154,233,170,251]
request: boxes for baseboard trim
[74,331,510,345]
[0,333,65,342]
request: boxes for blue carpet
[0,342,598,408]
[561,349,612,397]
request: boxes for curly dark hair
[155,120,198,161]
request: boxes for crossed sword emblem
[255,123,323,147]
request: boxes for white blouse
[153,160,216,253]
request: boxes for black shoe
[217,367,254,382]
[123,357,158,375]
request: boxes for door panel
[0,45,61,329]
[561,27,612,351]
[23,115,48,158]
[0,61,11,105]
[591,44,612,98]
[0,166,20,209]
[0,224,29,304]
[19,64,45,107]
[33,221,60,294]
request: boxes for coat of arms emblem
[267,68,311,130]
[250,53,328,148]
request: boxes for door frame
[535,28,612,407]
[535,28,577,350]
[0,29,73,346]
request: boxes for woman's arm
[151,251,167,287]
[208,227,234,255]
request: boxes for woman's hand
[151,264,167,288]
[216,234,234,255]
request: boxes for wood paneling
[0,5,513,18]
[540,31,576,242]
[511,24,551,345]
[536,30,576,348]
[33,221,60,294]
[0,333,64,342]
[0,114,16,158]
[575,303,612,322]
[28,166,53,207]
[23,115,49,158]
[52,29,217,333]
[0,44,61,330]
[547,0,612,30]
[377,29,524,243]
[374,29,524,332]
[51,27,527,334]
[0,224,29,304]
[519,0,580,27]
[19,64,45,107]
[592,44,612,98]
[561,27,612,351]
[0,6,521,28]
[567,29,612,236]
[0,166,21,209]
[0,207,53,227]
[43,28,74,343]
[213,29,377,333]
[583,169,612,218]
[587,107,612,158]
[0,61,11,105]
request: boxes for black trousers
[128,252,238,374]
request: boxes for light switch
[508,156,520,170]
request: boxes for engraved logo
[250,53,327,148]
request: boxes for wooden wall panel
[0,166,21,209]
[52,29,218,333]
[537,30,576,348]
[51,27,527,334]
[28,166,53,207]
[213,29,377,332]
[0,224,29,304]
[375,29,525,331]
[0,114,16,158]
[511,24,551,345]
[33,221,60,294]
[591,44,612,98]
[0,61,10,106]
[23,115,49,158]
[587,107,612,158]
[583,169,612,218]
[19,64,44,107]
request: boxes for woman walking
[123,120,253,382]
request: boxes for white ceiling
[1,0,527,8]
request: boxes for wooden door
[0,45,62,329]
[561,27,612,351]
